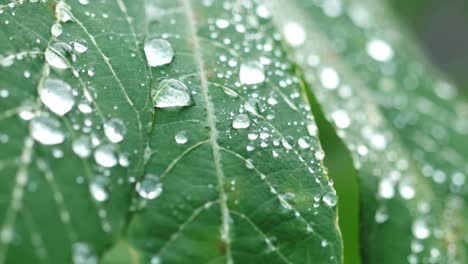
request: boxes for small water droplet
[136,174,163,200]
[30,115,65,145]
[175,130,188,144]
[375,206,389,223]
[331,110,350,129]
[45,42,74,69]
[239,61,265,85]
[232,114,250,129]
[398,181,415,200]
[144,38,174,67]
[322,191,337,206]
[51,23,62,37]
[103,118,126,143]
[152,79,193,108]
[72,242,98,264]
[283,22,305,47]
[73,39,88,53]
[40,78,75,116]
[215,19,230,28]
[367,39,394,62]
[90,181,108,202]
[320,67,340,90]
[378,178,395,199]
[412,218,431,239]
[298,136,311,149]
[150,256,161,264]
[72,136,92,158]
[94,144,117,168]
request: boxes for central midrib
[180,0,233,263]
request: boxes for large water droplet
[94,144,117,168]
[175,130,188,144]
[103,118,126,143]
[152,79,193,108]
[40,78,75,116]
[51,23,62,37]
[232,114,250,129]
[144,38,174,67]
[30,115,65,145]
[72,242,98,264]
[72,136,92,158]
[136,174,163,200]
[239,61,265,85]
[45,42,74,69]
[322,191,337,207]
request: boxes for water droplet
[283,22,305,47]
[73,40,88,53]
[232,114,250,129]
[56,2,73,23]
[51,23,62,37]
[103,118,126,143]
[0,89,9,98]
[331,110,350,129]
[239,61,265,85]
[90,181,108,202]
[298,136,311,149]
[45,42,74,69]
[375,206,389,223]
[0,227,13,243]
[144,38,174,67]
[322,192,337,206]
[398,181,415,200]
[321,240,328,247]
[72,136,92,158]
[378,178,395,199]
[245,158,254,169]
[412,219,431,239]
[175,130,188,144]
[366,39,394,62]
[150,256,161,264]
[136,174,163,200]
[314,150,325,160]
[215,19,229,28]
[320,67,340,90]
[72,242,98,264]
[30,115,65,145]
[152,79,193,108]
[94,144,117,168]
[40,78,75,116]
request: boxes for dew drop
[175,130,188,144]
[215,19,229,29]
[45,42,74,69]
[144,38,174,67]
[94,144,117,168]
[239,61,265,85]
[398,181,415,200]
[72,242,98,264]
[136,174,163,200]
[232,114,250,129]
[283,22,305,47]
[73,40,88,53]
[378,178,395,199]
[30,115,65,145]
[40,78,75,116]
[152,79,193,108]
[331,110,350,129]
[412,219,431,239]
[51,23,62,37]
[72,136,92,158]
[366,39,394,62]
[320,67,340,90]
[103,118,126,143]
[90,181,108,202]
[298,136,311,149]
[375,206,389,223]
[322,191,337,206]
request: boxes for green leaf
[262,0,467,263]
[0,0,341,263]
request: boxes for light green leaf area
[0,0,341,263]
[263,0,467,263]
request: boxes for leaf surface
[262,0,468,263]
